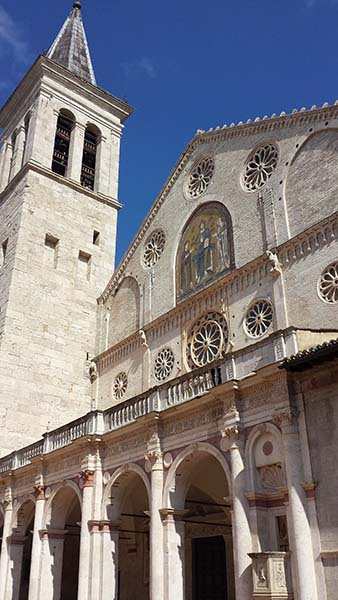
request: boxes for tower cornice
[0,56,133,132]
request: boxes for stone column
[5,535,26,600]
[27,487,45,600]
[279,413,318,600]
[11,125,26,179]
[0,501,13,600]
[77,470,94,600]
[101,521,119,600]
[162,509,187,600]
[221,427,252,600]
[68,122,85,183]
[146,451,164,600]
[0,141,13,192]
[38,530,65,600]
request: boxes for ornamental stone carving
[154,348,175,382]
[318,260,338,303]
[186,312,228,369]
[143,229,166,268]
[242,143,278,192]
[113,371,128,401]
[259,464,286,491]
[244,299,274,338]
[186,156,215,199]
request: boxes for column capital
[219,424,243,452]
[144,449,163,472]
[273,408,298,432]
[39,528,67,540]
[159,508,189,523]
[301,481,317,500]
[79,469,95,487]
[7,534,27,545]
[99,520,120,533]
[32,485,45,500]
[88,520,101,533]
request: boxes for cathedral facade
[0,3,337,600]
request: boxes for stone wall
[303,365,338,600]
[0,169,117,454]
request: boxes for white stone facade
[0,5,338,600]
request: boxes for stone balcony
[0,326,336,474]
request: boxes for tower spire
[46,1,96,85]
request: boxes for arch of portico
[163,442,235,600]
[5,497,36,600]
[39,480,82,600]
[102,464,151,600]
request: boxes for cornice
[0,161,122,210]
[40,57,133,121]
[99,102,338,303]
[0,56,133,130]
[193,101,338,140]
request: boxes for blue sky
[1,0,338,264]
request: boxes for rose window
[143,230,166,268]
[154,348,175,382]
[318,261,338,303]
[244,299,274,338]
[113,371,128,400]
[187,157,214,199]
[186,312,228,368]
[243,144,278,191]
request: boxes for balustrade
[0,354,235,473]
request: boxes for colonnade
[0,418,321,600]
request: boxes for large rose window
[186,312,228,368]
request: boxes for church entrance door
[192,536,227,600]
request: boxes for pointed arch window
[81,125,99,191]
[52,110,75,177]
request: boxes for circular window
[191,320,224,367]
[243,144,278,192]
[113,371,128,400]
[143,230,166,268]
[186,312,228,368]
[318,261,338,304]
[244,299,274,338]
[187,157,215,199]
[154,348,175,382]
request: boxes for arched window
[81,124,99,190]
[176,202,235,300]
[52,110,75,177]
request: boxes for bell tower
[0,2,132,455]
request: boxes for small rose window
[113,371,128,400]
[143,230,166,268]
[244,299,273,338]
[187,157,214,199]
[243,144,278,192]
[318,260,338,304]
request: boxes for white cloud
[0,5,29,63]
[121,57,157,80]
